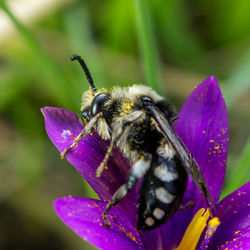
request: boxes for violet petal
[175,75,228,204]
[206,182,250,249]
[54,197,144,250]
[215,226,250,249]
[41,107,138,224]
[153,76,229,249]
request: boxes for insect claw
[102,208,111,228]
[60,150,67,159]
[102,214,111,228]
[102,201,114,228]
[60,146,73,159]
[96,163,105,177]
[179,200,194,211]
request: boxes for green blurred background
[0,0,249,249]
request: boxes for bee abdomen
[137,156,187,230]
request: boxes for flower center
[176,208,220,250]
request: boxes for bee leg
[60,129,86,159]
[96,137,116,177]
[60,113,102,159]
[96,125,125,177]
[97,111,146,177]
[102,153,152,227]
[179,200,194,211]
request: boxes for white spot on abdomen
[154,164,178,182]
[145,217,155,226]
[155,187,175,204]
[130,155,152,179]
[61,129,72,140]
[153,208,165,220]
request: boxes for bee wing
[148,105,215,209]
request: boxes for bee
[61,54,214,231]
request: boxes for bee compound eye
[91,93,109,116]
[141,96,153,106]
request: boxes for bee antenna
[71,54,97,92]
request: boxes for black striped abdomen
[137,155,187,230]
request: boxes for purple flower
[41,76,250,249]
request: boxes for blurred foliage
[0,0,249,249]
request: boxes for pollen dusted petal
[42,106,165,250]
[175,76,229,205]
[155,187,175,204]
[204,182,250,249]
[155,76,229,249]
[41,107,138,225]
[54,197,144,250]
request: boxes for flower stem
[222,48,250,108]
[222,136,250,198]
[133,0,161,92]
